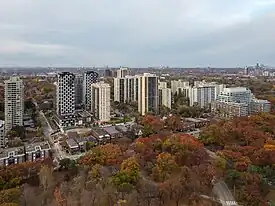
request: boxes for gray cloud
[0,0,275,67]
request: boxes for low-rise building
[66,132,87,153]
[250,99,271,114]
[0,146,25,166]
[66,138,79,154]
[76,110,93,126]
[211,101,249,118]
[25,141,51,162]
[102,126,122,139]
[90,127,110,144]
[185,118,210,128]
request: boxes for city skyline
[0,0,275,67]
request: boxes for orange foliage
[79,143,123,166]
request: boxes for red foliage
[0,158,50,182]
[235,161,248,172]
[177,134,203,150]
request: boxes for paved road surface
[213,181,238,206]
[206,150,238,206]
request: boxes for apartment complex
[171,80,189,95]
[114,75,138,103]
[4,76,24,134]
[212,87,270,118]
[138,73,159,115]
[159,88,172,109]
[0,141,51,166]
[116,67,130,78]
[83,71,98,110]
[56,72,76,127]
[91,82,111,122]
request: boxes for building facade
[75,74,83,107]
[91,82,111,122]
[56,72,76,127]
[114,75,138,103]
[0,121,5,148]
[212,87,270,118]
[159,88,172,109]
[83,71,98,110]
[116,67,129,78]
[250,99,271,114]
[138,73,159,115]
[4,76,24,134]
[171,80,189,95]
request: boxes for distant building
[171,80,189,95]
[104,69,113,77]
[0,121,5,148]
[250,99,271,114]
[189,82,225,108]
[4,76,24,134]
[211,102,249,118]
[159,88,172,109]
[138,73,159,115]
[83,71,98,111]
[116,67,129,78]
[56,72,76,127]
[212,87,270,118]
[91,82,111,122]
[114,75,139,103]
[217,87,252,104]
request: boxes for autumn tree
[152,152,179,182]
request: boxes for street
[206,150,238,206]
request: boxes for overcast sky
[0,0,275,67]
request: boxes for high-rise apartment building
[188,82,225,108]
[138,73,159,115]
[4,76,24,134]
[91,82,111,122]
[114,75,138,103]
[171,80,189,95]
[116,67,129,78]
[75,74,83,106]
[159,88,172,109]
[83,71,98,110]
[56,72,76,127]
[159,81,167,89]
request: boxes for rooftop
[115,125,130,133]
[91,127,109,136]
[0,146,25,159]
[252,98,270,103]
[67,131,80,139]
[102,126,120,135]
[66,138,79,148]
[25,141,51,153]
[223,87,251,93]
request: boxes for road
[213,181,238,206]
[39,110,86,161]
[206,150,238,206]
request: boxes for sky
[0,0,275,67]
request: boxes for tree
[39,165,54,205]
[0,188,21,205]
[152,153,179,182]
